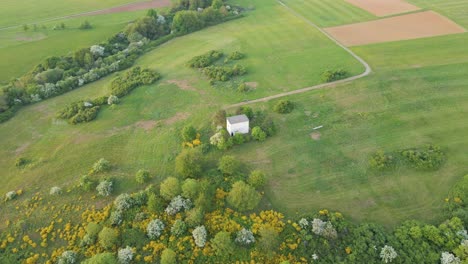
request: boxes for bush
[235,228,255,245]
[86,222,102,239]
[117,246,134,264]
[248,170,266,189]
[227,181,261,212]
[273,100,294,114]
[182,179,199,199]
[171,219,187,237]
[96,180,113,197]
[165,195,192,215]
[251,126,266,141]
[218,155,240,175]
[98,227,119,249]
[79,175,95,191]
[107,95,119,105]
[109,210,123,226]
[57,250,77,264]
[79,20,92,30]
[401,145,445,170]
[181,125,197,141]
[135,169,151,184]
[187,50,223,68]
[91,158,111,174]
[161,248,177,264]
[49,186,62,195]
[82,253,117,264]
[185,207,204,227]
[211,231,235,259]
[172,10,205,34]
[147,219,165,239]
[369,151,395,170]
[110,67,160,97]
[35,68,64,84]
[114,193,134,211]
[227,51,244,61]
[192,225,207,247]
[5,191,16,201]
[237,83,249,93]
[160,177,181,201]
[322,69,348,82]
[15,157,29,168]
[175,149,203,178]
[147,193,164,213]
[57,101,101,124]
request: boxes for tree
[117,246,134,264]
[82,253,117,264]
[79,20,92,30]
[175,149,203,178]
[248,170,266,189]
[211,231,235,259]
[147,219,165,239]
[227,181,261,212]
[273,100,294,114]
[161,248,177,264]
[98,227,119,249]
[380,245,398,263]
[147,193,164,213]
[181,125,197,142]
[160,177,181,201]
[251,126,266,141]
[192,225,207,247]
[257,226,280,256]
[212,0,223,9]
[182,179,199,199]
[96,180,113,197]
[172,11,204,34]
[218,155,240,175]
[135,169,151,184]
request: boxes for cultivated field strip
[408,0,468,28]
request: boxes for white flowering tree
[441,252,461,264]
[108,95,119,105]
[165,195,192,215]
[96,180,113,197]
[118,246,134,264]
[147,219,165,239]
[380,245,398,263]
[50,186,62,195]
[57,250,77,264]
[114,193,134,211]
[5,191,17,201]
[192,225,207,247]
[298,218,309,229]
[235,228,255,246]
[90,45,105,56]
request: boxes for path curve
[0,0,171,31]
[225,0,372,109]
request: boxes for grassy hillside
[0,0,147,28]
[0,11,147,83]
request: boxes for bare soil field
[325,11,466,46]
[345,0,420,17]
[71,0,172,17]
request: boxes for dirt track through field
[226,1,372,109]
[345,0,419,17]
[325,11,466,47]
[0,0,171,31]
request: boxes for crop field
[407,0,468,28]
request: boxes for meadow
[0,0,467,232]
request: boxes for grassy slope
[407,0,468,28]
[0,11,146,83]
[0,0,362,216]
[281,0,375,27]
[0,0,147,28]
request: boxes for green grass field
[407,0,468,28]
[0,0,467,229]
[0,0,147,28]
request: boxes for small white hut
[226,114,249,136]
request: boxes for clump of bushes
[90,158,111,174]
[56,101,101,124]
[273,100,294,114]
[202,64,246,81]
[187,50,223,68]
[322,69,348,82]
[135,169,151,184]
[369,151,395,170]
[79,20,92,30]
[401,145,445,170]
[15,157,29,168]
[227,51,244,61]
[110,67,160,97]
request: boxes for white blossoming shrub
[147,219,165,239]
[311,218,326,235]
[109,210,123,226]
[50,186,62,195]
[210,131,224,146]
[312,253,318,260]
[441,252,461,264]
[235,228,255,245]
[96,180,113,197]
[90,45,105,56]
[380,245,398,263]
[114,193,134,211]
[91,158,111,174]
[157,15,166,24]
[322,222,338,239]
[57,250,77,264]
[118,246,134,264]
[165,195,192,215]
[298,218,309,229]
[192,225,207,247]
[5,191,17,201]
[84,101,93,107]
[311,218,337,239]
[108,95,119,105]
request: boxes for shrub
[186,207,204,227]
[58,250,77,264]
[147,219,165,239]
[15,157,29,168]
[86,222,102,239]
[187,50,223,68]
[90,45,105,57]
[273,100,294,114]
[251,126,266,141]
[172,10,205,34]
[107,95,119,105]
[235,228,255,245]
[165,195,192,215]
[369,151,395,170]
[5,191,16,201]
[34,68,64,84]
[109,210,123,226]
[98,227,119,249]
[248,170,266,189]
[114,193,134,211]
[380,245,398,263]
[192,225,207,247]
[218,155,240,175]
[79,20,92,30]
[211,231,235,259]
[322,69,348,82]
[135,169,151,184]
[96,180,113,197]
[181,125,197,141]
[50,186,62,195]
[227,181,261,212]
[79,175,95,191]
[91,158,111,174]
[160,177,181,201]
[82,253,117,264]
[181,179,199,199]
[237,83,249,93]
[257,226,280,256]
[175,149,203,178]
[401,145,445,170]
[228,51,244,60]
[110,67,160,97]
[147,193,164,213]
[117,246,134,264]
[161,248,177,264]
[171,219,187,237]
